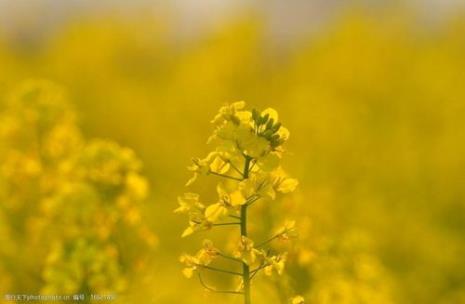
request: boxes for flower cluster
[176,101,301,303]
[0,80,156,295]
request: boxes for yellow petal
[209,157,230,174]
[277,126,290,141]
[185,173,198,186]
[126,173,148,199]
[276,260,285,275]
[230,190,246,206]
[277,178,298,193]
[262,183,276,200]
[264,265,273,276]
[239,133,269,158]
[181,226,195,238]
[232,101,246,110]
[258,152,280,171]
[236,110,252,123]
[205,203,227,222]
[261,108,278,121]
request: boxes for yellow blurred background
[1,1,465,303]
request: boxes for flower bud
[266,118,274,130]
[272,122,281,133]
[262,113,270,124]
[252,109,259,122]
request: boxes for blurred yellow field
[1,2,465,304]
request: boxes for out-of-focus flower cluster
[290,229,395,304]
[0,80,156,296]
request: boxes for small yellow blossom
[234,236,259,265]
[291,295,305,304]
[264,253,287,276]
[174,193,204,214]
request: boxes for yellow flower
[180,254,199,279]
[257,152,281,172]
[291,295,305,304]
[276,177,299,193]
[233,236,258,265]
[264,253,287,276]
[211,101,248,125]
[261,108,279,122]
[175,193,213,237]
[179,240,219,278]
[238,129,270,158]
[196,239,219,265]
[277,126,290,142]
[204,203,228,222]
[272,168,299,193]
[277,220,298,241]
[186,155,213,186]
[217,183,246,207]
[181,217,212,238]
[209,156,230,174]
[239,171,276,200]
[186,152,234,186]
[125,173,148,200]
[174,193,204,214]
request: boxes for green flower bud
[272,122,281,133]
[263,113,269,122]
[271,134,280,142]
[266,118,274,130]
[263,130,274,139]
[252,109,259,122]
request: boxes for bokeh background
[1,1,465,303]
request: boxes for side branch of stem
[256,231,286,248]
[209,171,243,181]
[250,263,269,280]
[218,252,243,263]
[197,264,243,276]
[198,273,244,295]
[213,222,241,226]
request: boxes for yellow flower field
[0,3,465,304]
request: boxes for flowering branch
[177,102,299,304]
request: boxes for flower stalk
[241,156,252,304]
[176,102,299,304]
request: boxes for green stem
[241,156,252,304]
[209,170,243,181]
[256,231,285,248]
[213,222,241,226]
